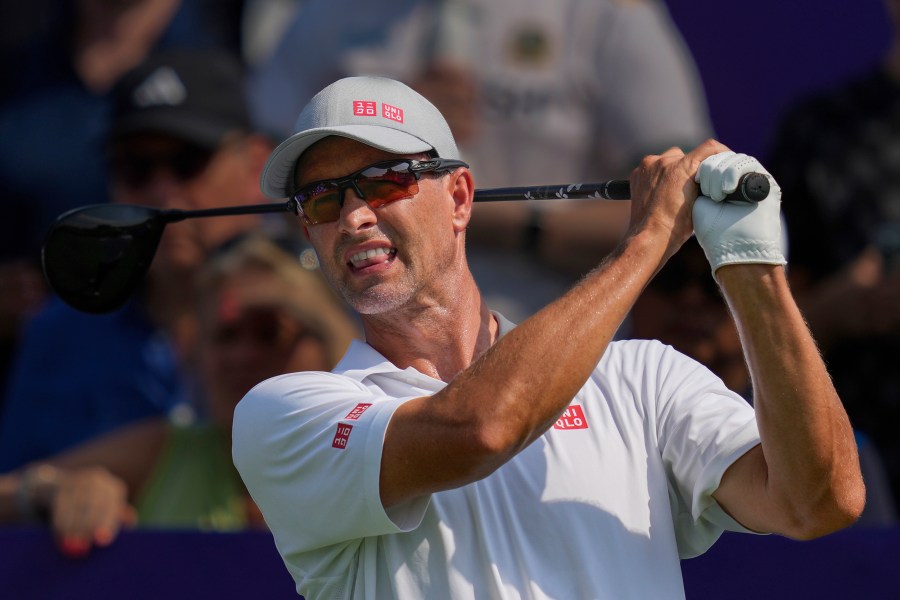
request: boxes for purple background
[666,0,891,160]
[2,528,898,599]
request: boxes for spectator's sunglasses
[109,143,214,188]
[289,158,469,225]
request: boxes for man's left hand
[692,152,786,273]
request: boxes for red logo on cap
[553,405,589,430]
[382,103,404,123]
[353,101,377,117]
[332,423,353,449]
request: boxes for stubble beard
[318,252,420,316]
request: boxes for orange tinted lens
[356,165,418,208]
[357,179,418,208]
[297,183,342,224]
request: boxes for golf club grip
[473,172,770,203]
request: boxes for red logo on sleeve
[553,405,589,430]
[352,100,377,117]
[344,403,372,420]
[382,103,404,123]
[332,423,353,449]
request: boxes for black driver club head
[42,204,168,314]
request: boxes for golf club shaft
[159,200,295,223]
[472,172,768,204]
[153,173,769,222]
[473,181,630,203]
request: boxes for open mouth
[348,247,397,271]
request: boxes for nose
[337,186,378,233]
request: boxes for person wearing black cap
[105,49,276,295]
[0,50,275,492]
[0,0,247,417]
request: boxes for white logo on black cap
[133,67,187,108]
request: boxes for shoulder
[595,339,715,394]
[240,371,370,409]
[232,370,400,491]
[233,371,375,440]
[600,338,678,370]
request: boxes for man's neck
[360,277,498,382]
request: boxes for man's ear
[449,167,475,233]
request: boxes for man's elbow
[785,481,867,540]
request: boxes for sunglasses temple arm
[159,200,296,224]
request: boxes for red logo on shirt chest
[554,405,588,430]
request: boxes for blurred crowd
[0,0,897,558]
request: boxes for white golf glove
[692,151,786,273]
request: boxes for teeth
[350,247,393,265]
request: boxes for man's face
[294,137,464,315]
[108,132,263,274]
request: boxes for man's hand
[627,139,731,264]
[692,152,786,273]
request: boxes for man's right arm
[379,141,729,509]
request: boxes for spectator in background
[0,48,281,472]
[0,0,246,407]
[0,235,359,556]
[767,0,900,510]
[248,0,713,319]
[239,0,307,68]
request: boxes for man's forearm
[716,264,865,537]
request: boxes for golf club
[41,173,769,314]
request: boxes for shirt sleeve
[232,371,430,557]
[650,343,762,558]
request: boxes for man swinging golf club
[232,76,865,599]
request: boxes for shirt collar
[333,311,516,383]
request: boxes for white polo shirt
[233,315,760,599]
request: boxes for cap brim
[260,124,434,198]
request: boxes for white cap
[260,76,461,198]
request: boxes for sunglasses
[213,307,318,350]
[109,143,214,188]
[289,158,469,225]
